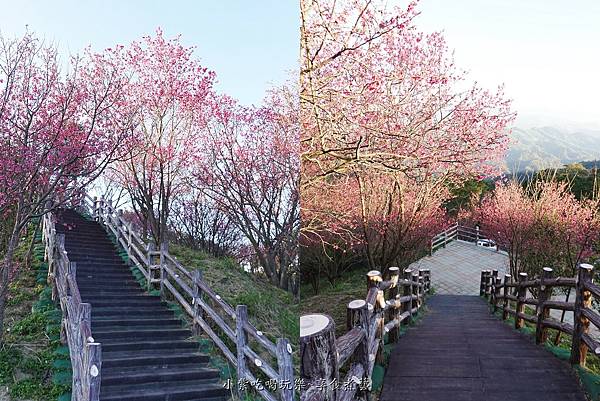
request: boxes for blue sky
[415,0,600,129]
[0,0,298,107]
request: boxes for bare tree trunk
[0,221,22,343]
[25,219,41,269]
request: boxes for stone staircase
[56,209,229,401]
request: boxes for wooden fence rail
[42,209,102,401]
[78,196,294,401]
[430,223,492,255]
[480,263,600,366]
[300,268,431,401]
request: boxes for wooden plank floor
[380,295,587,401]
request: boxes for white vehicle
[477,238,497,251]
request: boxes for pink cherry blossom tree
[0,31,132,340]
[475,180,600,279]
[300,0,515,281]
[106,29,217,245]
[301,0,514,191]
[194,86,299,294]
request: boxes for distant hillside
[506,127,600,172]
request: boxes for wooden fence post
[235,305,249,395]
[92,196,98,219]
[87,342,102,401]
[347,300,370,397]
[515,272,528,329]
[490,270,499,307]
[191,270,203,335]
[535,267,554,344]
[411,271,419,311]
[502,274,511,320]
[366,270,382,289]
[159,242,168,297]
[423,269,431,293]
[277,338,295,401]
[98,196,105,223]
[146,241,156,291]
[402,269,412,323]
[127,224,133,258]
[485,270,493,299]
[300,314,338,401]
[493,275,501,313]
[571,263,594,366]
[418,270,425,304]
[386,267,400,343]
[480,271,487,296]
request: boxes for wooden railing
[78,196,294,401]
[300,268,431,401]
[430,223,492,254]
[42,211,102,401]
[480,264,600,366]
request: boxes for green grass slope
[167,244,298,345]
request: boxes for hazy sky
[415,0,600,129]
[0,0,298,106]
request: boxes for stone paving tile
[409,240,509,295]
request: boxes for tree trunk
[0,221,22,343]
[25,219,41,269]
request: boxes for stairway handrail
[42,209,102,401]
[430,223,490,254]
[480,264,599,366]
[299,268,432,401]
[80,195,294,401]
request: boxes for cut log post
[277,338,295,401]
[402,269,412,323]
[346,300,369,388]
[300,314,338,401]
[235,305,249,394]
[571,263,594,366]
[502,274,511,320]
[387,267,400,342]
[535,267,554,344]
[375,288,385,365]
[515,272,528,329]
[366,270,382,289]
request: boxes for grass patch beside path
[168,244,299,345]
[300,267,370,336]
[1,225,70,401]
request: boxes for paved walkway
[410,240,598,338]
[409,241,509,295]
[380,295,587,401]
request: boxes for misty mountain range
[505,127,600,172]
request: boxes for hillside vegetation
[507,127,600,172]
[162,244,298,344]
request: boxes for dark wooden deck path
[380,295,587,401]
